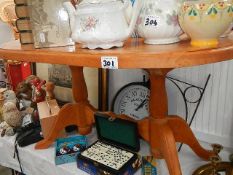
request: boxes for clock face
[113,84,150,120]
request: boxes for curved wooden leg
[150,118,182,175]
[168,116,214,160]
[147,69,183,174]
[35,67,96,149]
[35,103,95,149]
[69,66,96,134]
[145,68,214,175]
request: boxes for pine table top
[0,37,232,69]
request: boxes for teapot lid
[79,0,119,5]
[76,0,127,14]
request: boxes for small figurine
[0,102,23,136]
[3,89,17,105]
[3,102,22,127]
[45,82,55,100]
[15,80,32,101]
[16,81,33,111]
[192,144,233,175]
[30,78,46,103]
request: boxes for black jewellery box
[77,112,141,175]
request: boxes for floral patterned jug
[136,0,183,44]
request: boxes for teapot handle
[123,0,132,24]
[122,0,130,10]
[63,2,76,31]
[126,0,141,37]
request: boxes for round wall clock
[112,81,150,120]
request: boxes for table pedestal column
[35,66,96,149]
[140,69,214,175]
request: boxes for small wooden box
[77,112,141,175]
[37,99,60,138]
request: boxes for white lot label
[144,15,159,27]
[39,32,46,43]
[101,56,118,69]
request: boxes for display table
[0,38,233,175]
[0,128,231,175]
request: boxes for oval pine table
[1,38,233,175]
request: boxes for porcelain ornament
[64,0,141,49]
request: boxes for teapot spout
[126,0,141,37]
[63,2,76,32]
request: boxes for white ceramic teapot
[64,0,141,49]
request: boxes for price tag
[39,32,46,43]
[144,15,158,27]
[101,56,118,69]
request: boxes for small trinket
[193,144,233,175]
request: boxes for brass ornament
[193,144,233,175]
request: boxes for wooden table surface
[0,38,233,68]
[1,37,233,175]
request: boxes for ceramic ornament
[3,90,17,105]
[136,0,183,45]
[63,0,142,49]
[3,102,22,128]
[178,0,233,47]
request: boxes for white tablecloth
[0,128,230,175]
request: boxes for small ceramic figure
[0,102,23,136]
[16,81,32,101]
[30,78,46,103]
[136,0,182,44]
[3,90,17,105]
[3,102,22,128]
[45,82,55,100]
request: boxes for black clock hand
[135,99,147,111]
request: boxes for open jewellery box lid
[94,112,140,152]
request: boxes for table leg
[143,69,214,175]
[35,66,96,149]
[168,116,213,160]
